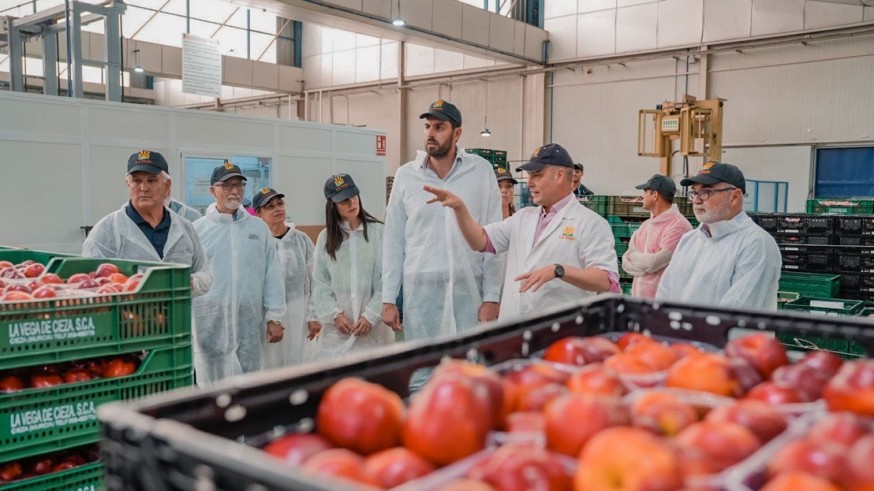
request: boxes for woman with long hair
[312,174,393,357]
[495,167,517,219]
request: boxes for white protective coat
[313,221,393,358]
[261,225,318,368]
[382,150,502,341]
[168,199,203,223]
[656,211,782,310]
[484,196,618,320]
[82,203,213,297]
[193,204,286,385]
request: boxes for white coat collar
[532,193,578,250]
[205,202,249,223]
[340,220,365,232]
[700,210,750,240]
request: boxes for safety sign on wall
[376,135,387,156]
[182,33,222,98]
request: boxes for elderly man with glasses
[656,162,781,310]
[192,161,286,386]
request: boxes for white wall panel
[332,28,358,52]
[703,0,751,42]
[332,49,357,85]
[803,1,863,29]
[303,24,322,57]
[356,45,382,82]
[545,0,578,18]
[403,0,435,30]
[435,48,465,72]
[866,6,874,21]
[722,146,811,212]
[89,107,168,143]
[405,44,436,76]
[363,0,392,18]
[0,98,81,137]
[489,16,516,50]
[432,0,464,39]
[579,0,616,14]
[279,125,333,153]
[176,115,273,149]
[461,4,491,46]
[380,42,399,79]
[618,0,656,7]
[616,3,659,53]
[280,156,333,225]
[544,15,578,61]
[577,9,616,57]
[657,0,703,48]
[751,0,805,36]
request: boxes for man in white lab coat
[656,161,781,310]
[382,99,503,339]
[425,143,619,321]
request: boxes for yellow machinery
[637,95,725,176]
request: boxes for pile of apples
[0,353,141,393]
[0,444,99,484]
[259,332,874,491]
[0,260,142,302]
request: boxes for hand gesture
[424,185,463,209]
[334,312,355,335]
[515,265,558,293]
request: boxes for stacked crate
[0,249,193,490]
[466,148,508,171]
[833,215,874,300]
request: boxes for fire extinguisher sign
[376,135,387,156]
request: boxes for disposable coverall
[82,203,212,297]
[261,225,318,368]
[382,150,502,340]
[168,199,203,223]
[656,211,781,310]
[193,204,286,385]
[313,221,393,358]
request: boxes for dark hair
[324,195,382,261]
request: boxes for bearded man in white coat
[425,143,619,320]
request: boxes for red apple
[66,273,91,284]
[565,364,625,399]
[264,433,333,465]
[5,283,33,294]
[3,290,34,301]
[363,447,436,489]
[22,263,45,278]
[799,351,843,380]
[771,363,828,402]
[768,438,845,483]
[579,336,622,363]
[731,357,766,395]
[616,332,652,350]
[844,434,874,491]
[300,448,376,486]
[516,382,567,412]
[544,337,592,366]
[40,273,63,285]
[725,333,789,378]
[0,375,24,392]
[63,368,94,384]
[108,272,129,284]
[468,446,573,491]
[575,426,683,491]
[746,381,805,405]
[433,359,508,428]
[807,412,869,448]
[94,263,121,278]
[0,268,24,279]
[674,421,762,476]
[505,411,546,434]
[629,391,698,437]
[761,471,841,491]
[503,363,570,410]
[545,393,626,457]
[624,341,680,371]
[316,378,405,455]
[32,286,57,299]
[823,360,874,416]
[435,479,496,491]
[665,353,740,397]
[704,400,788,443]
[77,279,100,289]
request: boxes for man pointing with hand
[425,143,619,320]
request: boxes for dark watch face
[555,265,565,278]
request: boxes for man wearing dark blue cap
[656,161,781,310]
[191,160,287,385]
[424,143,619,320]
[620,174,692,298]
[382,99,503,339]
[83,149,213,298]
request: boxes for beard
[425,137,453,159]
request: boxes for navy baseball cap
[517,143,574,172]
[419,99,462,126]
[127,150,168,175]
[680,161,746,193]
[324,174,360,203]
[635,174,677,198]
[210,161,246,185]
[573,163,584,172]
[495,167,518,184]
[252,187,285,210]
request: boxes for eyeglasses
[688,187,737,201]
[216,182,246,190]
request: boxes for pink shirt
[628,205,692,298]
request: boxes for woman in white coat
[312,174,393,358]
[253,187,321,368]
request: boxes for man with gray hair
[83,150,212,297]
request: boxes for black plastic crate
[840,273,874,292]
[98,296,874,491]
[838,236,874,246]
[772,232,832,245]
[778,245,834,272]
[753,213,778,232]
[838,253,874,273]
[837,216,874,235]
[776,214,807,233]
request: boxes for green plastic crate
[607,195,649,218]
[610,221,631,239]
[2,461,102,491]
[578,195,607,216]
[620,282,632,294]
[0,345,192,462]
[782,296,863,317]
[615,240,628,257]
[0,255,191,371]
[775,331,867,359]
[776,291,800,310]
[806,199,874,215]
[0,249,75,266]
[778,272,840,298]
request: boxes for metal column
[105,8,122,101]
[43,30,59,95]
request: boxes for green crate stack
[775,330,867,359]
[0,249,193,487]
[778,272,841,298]
[466,148,509,172]
[776,291,800,310]
[782,296,863,316]
[579,195,608,216]
[607,195,649,218]
[806,198,874,215]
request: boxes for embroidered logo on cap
[224,161,235,171]
[432,99,444,108]
[260,187,271,194]
[137,150,151,162]
[700,161,717,175]
[532,146,541,158]
[333,175,346,188]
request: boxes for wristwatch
[554,264,565,279]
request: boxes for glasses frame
[215,181,247,190]
[688,187,737,201]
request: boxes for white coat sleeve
[381,176,406,304]
[479,173,504,302]
[483,214,516,254]
[580,218,619,274]
[262,234,287,322]
[185,221,213,297]
[312,233,343,324]
[302,234,319,323]
[656,235,692,301]
[81,215,118,259]
[362,225,384,327]
[718,236,781,310]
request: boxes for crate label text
[9,401,97,435]
[6,317,97,344]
